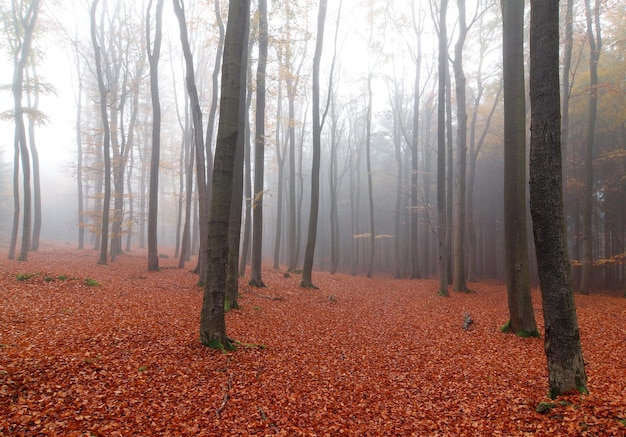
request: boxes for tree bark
[91,0,112,266]
[249,0,268,287]
[580,0,602,295]
[173,0,209,283]
[200,0,250,350]
[529,0,588,398]
[146,0,164,272]
[301,0,327,288]
[501,0,538,335]
[437,0,449,296]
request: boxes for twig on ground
[215,375,232,419]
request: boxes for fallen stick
[215,376,232,419]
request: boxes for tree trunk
[501,0,538,335]
[529,0,588,398]
[301,0,327,288]
[273,79,285,270]
[228,50,252,310]
[173,0,209,283]
[437,0,449,296]
[26,64,41,252]
[91,0,111,266]
[580,0,602,295]
[146,0,164,272]
[200,0,250,350]
[250,0,269,287]
[452,0,469,292]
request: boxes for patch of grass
[158,253,169,259]
[84,278,100,287]
[57,275,70,281]
[16,272,36,281]
[618,418,626,427]
[516,329,541,338]
[44,276,55,282]
[252,306,262,311]
[138,365,148,372]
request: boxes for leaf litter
[0,244,625,435]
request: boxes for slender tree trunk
[273,80,285,269]
[146,0,164,271]
[529,0,588,398]
[238,72,253,277]
[437,0,449,296]
[581,0,602,295]
[173,0,209,283]
[75,60,85,250]
[26,64,41,252]
[502,0,538,335]
[200,0,250,350]
[452,0,469,291]
[250,0,268,287]
[91,0,111,266]
[301,0,327,288]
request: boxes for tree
[529,0,588,398]
[452,0,470,292]
[580,0,602,295]
[301,0,327,288]
[200,0,250,350]
[501,0,538,336]
[249,0,268,288]
[436,0,449,296]
[6,0,41,261]
[90,0,112,266]
[146,0,164,272]
[173,0,210,284]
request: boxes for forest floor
[0,243,625,436]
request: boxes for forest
[1,0,625,434]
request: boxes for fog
[1,0,625,287]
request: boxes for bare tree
[301,0,328,288]
[249,0,269,287]
[90,0,112,266]
[580,0,602,294]
[146,0,164,271]
[436,0,449,296]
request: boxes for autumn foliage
[1,244,625,435]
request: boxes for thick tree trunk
[529,0,588,398]
[200,0,250,350]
